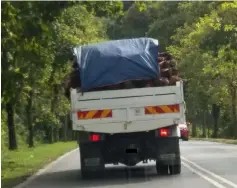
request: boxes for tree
[1,2,107,149]
[43,4,107,143]
[168,2,237,138]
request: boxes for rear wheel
[156,156,181,175]
[169,164,181,175]
[156,162,169,175]
[169,156,181,175]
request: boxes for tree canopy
[2,1,237,153]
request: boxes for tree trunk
[231,87,237,138]
[53,127,56,142]
[63,114,68,142]
[53,127,59,142]
[67,112,73,141]
[206,112,211,138]
[59,127,62,141]
[72,131,76,140]
[202,111,207,138]
[26,90,34,148]
[212,118,218,138]
[67,129,73,141]
[207,127,210,138]
[50,85,59,143]
[56,128,59,141]
[48,126,53,144]
[6,103,17,150]
[192,115,197,137]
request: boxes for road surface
[16,140,237,188]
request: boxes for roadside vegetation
[1,142,77,188]
[1,1,237,187]
[190,138,237,145]
[109,2,237,140]
[2,2,123,187]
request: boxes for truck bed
[70,81,186,133]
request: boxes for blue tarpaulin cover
[73,37,159,90]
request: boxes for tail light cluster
[89,127,174,141]
[159,128,170,137]
[157,126,173,137]
[89,133,101,142]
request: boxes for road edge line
[182,161,226,188]
[181,156,237,188]
[12,148,79,188]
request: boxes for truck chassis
[78,126,181,178]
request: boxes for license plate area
[159,153,176,160]
[84,158,100,166]
[126,148,138,154]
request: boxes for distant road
[15,140,237,188]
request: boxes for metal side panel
[71,82,186,133]
[73,93,181,110]
[72,82,183,101]
[72,116,183,133]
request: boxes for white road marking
[11,146,237,188]
[182,156,237,188]
[182,161,227,188]
[13,148,79,188]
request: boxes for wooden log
[169,76,181,85]
[161,68,172,80]
[158,52,172,60]
[123,81,135,89]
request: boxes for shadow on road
[29,165,172,188]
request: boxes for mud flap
[79,143,105,178]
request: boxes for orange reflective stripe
[84,110,97,119]
[77,109,113,120]
[159,105,173,113]
[146,106,156,114]
[101,109,112,118]
[145,104,179,115]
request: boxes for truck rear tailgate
[71,82,186,133]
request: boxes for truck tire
[169,164,181,175]
[169,157,181,175]
[156,162,169,175]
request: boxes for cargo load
[63,38,182,98]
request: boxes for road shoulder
[190,138,237,145]
[2,142,77,188]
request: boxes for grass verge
[1,141,77,188]
[190,137,237,145]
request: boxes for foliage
[167,2,237,138]
[112,1,237,138]
[81,1,124,18]
[1,142,77,188]
[1,2,109,150]
[2,1,237,153]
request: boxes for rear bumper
[79,131,180,166]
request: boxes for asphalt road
[16,140,237,188]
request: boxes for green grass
[1,142,77,188]
[190,137,237,145]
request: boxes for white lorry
[70,81,186,178]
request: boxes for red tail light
[89,134,100,142]
[159,128,170,137]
